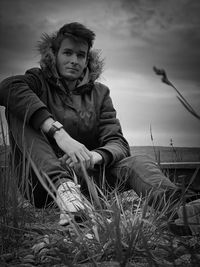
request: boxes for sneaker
[169,199,200,236]
[57,181,93,226]
[175,199,200,235]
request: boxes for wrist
[92,151,103,165]
[41,120,65,139]
[94,150,112,166]
[54,128,68,139]
[40,117,55,133]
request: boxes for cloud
[118,0,200,82]
[120,0,200,34]
[0,0,199,147]
[104,69,200,147]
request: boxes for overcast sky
[0,0,200,147]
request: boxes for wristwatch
[48,121,63,138]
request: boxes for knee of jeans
[126,154,158,168]
[125,155,172,184]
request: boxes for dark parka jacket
[0,34,130,166]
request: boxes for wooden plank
[131,146,200,163]
[160,162,200,169]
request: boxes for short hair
[52,22,95,54]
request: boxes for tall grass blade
[153,66,200,121]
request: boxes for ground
[1,190,200,267]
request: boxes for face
[56,38,88,81]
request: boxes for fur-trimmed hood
[37,33,104,84]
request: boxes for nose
[70,54,78,64]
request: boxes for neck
[65,80,77,91]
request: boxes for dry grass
[0,115,200,266]
[1,146,200,266]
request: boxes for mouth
[66,68,79,72]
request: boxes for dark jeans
[8,114,177,208]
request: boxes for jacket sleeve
[0,71,52,129]
[94,85,131,166]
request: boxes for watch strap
[47,121,63,138]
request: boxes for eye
[64,50,72,56]
[78,53,86,59]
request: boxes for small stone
[38,248,49,256]
[32,242,46,254]
[22,254,35,264]
[175,254,191,265]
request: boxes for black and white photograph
[0,0,200,266]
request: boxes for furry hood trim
[37,33,104,82]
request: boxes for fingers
[74,151,93,169]
[61,149,94,170]
[56,134,95,169]
[68,154,78,166]
[58,136,94,169]
[81,149,94,169]
[59,154,68,165]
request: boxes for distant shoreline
[130,145,200,149]
[130,146,200,163]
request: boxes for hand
[54,129,93,169]
[59,151,103,171]
[90,151,103,165]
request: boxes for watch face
[53,121,63,129]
